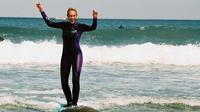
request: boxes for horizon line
[0,16,200,21]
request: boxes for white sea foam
[1,40,200,65]
[14,89,63,95]
[1,95,200,111]
[80,96,200,109]
[0,95,59,111]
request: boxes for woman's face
[67,10,77,24]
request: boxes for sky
[0,0,199,20]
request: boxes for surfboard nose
[60,105,98,112]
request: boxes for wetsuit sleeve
[41,12,64,29]
[80,18,97,32]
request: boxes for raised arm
[36,3,64,29]
[81,10,98,32]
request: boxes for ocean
[0,17,200,112]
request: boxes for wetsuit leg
[60,55,73,104]
[72,51,83,105]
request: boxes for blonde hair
[67,8,78,16]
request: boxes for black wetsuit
[41,12,97,105]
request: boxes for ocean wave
[1,40,200,65]
[88,26,200,45]
[1,25,200,45]
[0,26,60,43]
[0,96,59,112]
[80,96,200,110]
[1,95,200,111]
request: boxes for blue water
[1,18,200,45]
[0,18,200,112]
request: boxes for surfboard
[53,104,98,112]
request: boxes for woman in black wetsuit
[36,2,98,107]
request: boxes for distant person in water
[36,2,98,107]
[0,36,4,42]
[118,24,125,29]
